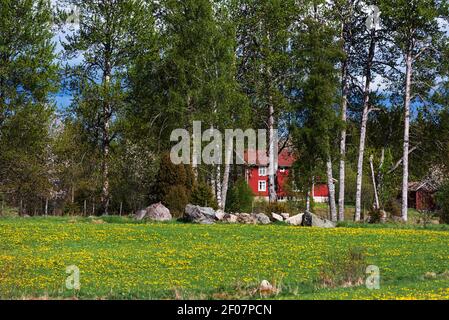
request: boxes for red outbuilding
[244,149,329,202]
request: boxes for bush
[152,152,194,203]
[163,185,190,218]
[225,179,254,213]
[191,182,218,209]
[319,247,367,288]
[367,208,382,224]
[436,182,449,224]
[265,202,291,215]
[384,199,401,217]
[344,165,374,208]
[251,198,292,215]
[252,198,267,214]
[64,202,80,216]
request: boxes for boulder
[281,213,290,220]
[285,213,304,226]
[255,213,271,225]
[223,214,238,223]
[184,204,216,224]
[135,209,147,221]
[259,280,274,294]
[237,213,258,224]
[302,211,336,228]
[146,202,172,221]
[271,213,284,222]
[215,209,226,221]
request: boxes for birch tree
[59,0,154,215]
[234,0,297,203]
[379,0,447,221]
[333,0,359,221]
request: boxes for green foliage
[384,199,402,218]
[436,182,449,224]
[343,165,374,209]
[164,185,190,219]
[225,179,254,213]
[252,198,291,215]
[367,208,383,224]
[265,202,291,215]
[319,247,367,288]
[290,4,343,190]
[0,0,58,212]
[191,182,218,209]
[153,152,194,216]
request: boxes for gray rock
[237,213,258,224]
[281,213,290,220]
[259,280,274,293]
[184,204,217,224]
[271,213,284,222]
[215,209,226,221]
[255,213,271,225]
[223,214,238,223]
[285,213,304,226]
[135,209,147,221]
[146,202,172,221]
[302,211,336,228]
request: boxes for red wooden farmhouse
[243,149,329,202]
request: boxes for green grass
[0,217,448,300]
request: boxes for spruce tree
[0,0,58,213]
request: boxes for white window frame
[258,166,267,176]
[258,180,267,192]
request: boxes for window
[258,180,267,192]
[259,167,267,176]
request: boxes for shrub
[367,208,382,224]
[344,165,374,208]
[63,202,80,216]
[384,199,401,217]
[319,247,367,288]
[225,179,254,213]
[191,182,218,209]
[265,202,291,215]
[152,152,193,203]
[163,185,190,218]
[435,182,449,224]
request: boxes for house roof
[243,148,296,167]
[408,181,439,193]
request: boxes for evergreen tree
[0,0,58,214]
[59,0,155,215]
[291,1,342,218]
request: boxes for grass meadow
[0,216,448,300]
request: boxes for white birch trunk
[221,144,233,211]
[402,52,413,222]
[327,157,337,221]
[339,59,349,221]
[355,105,369,221]
[268,103,277,203]
[216,165,222,209]
[370,154,380,210]
[355,29,376,221]
[306,192,311,212]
